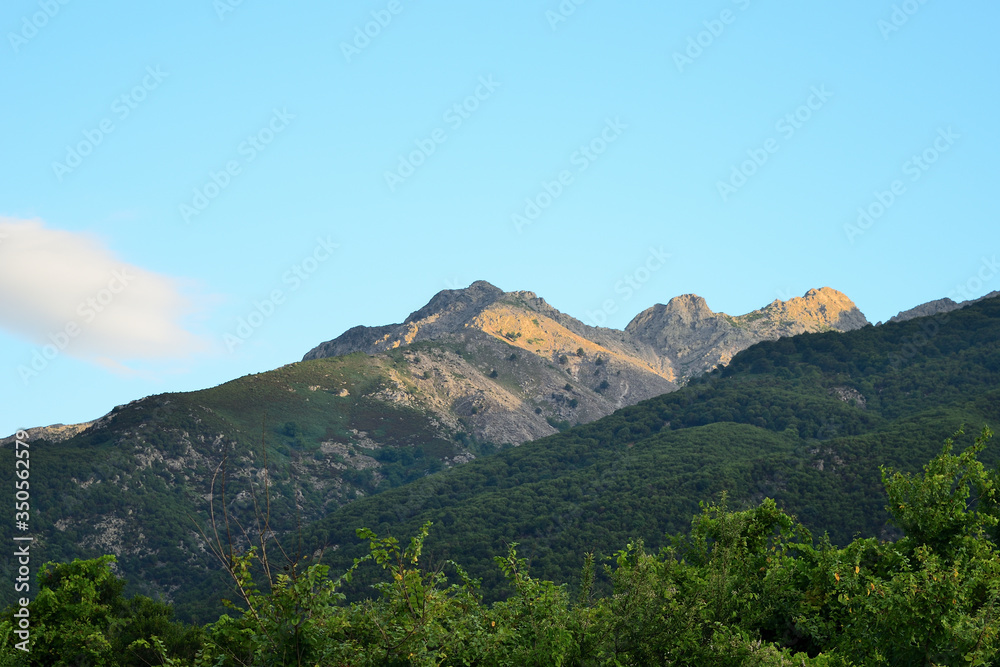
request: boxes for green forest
[1,426,998,665]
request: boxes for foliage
[0,556,201,666]
[3,427,999,665]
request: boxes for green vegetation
[546,417,572,432]
[0,352,469,622]
[0,556,201,666]
[3,296,998,630]
[3,428,999,664]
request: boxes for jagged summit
[403,280,504,324]
[654,294,716,322]
[623,287,868,375]
[303,281,512,361]
[304,282,869,382]
[764,287,869,331]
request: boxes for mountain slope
[0,281,869,621]
[299,294,1000,603]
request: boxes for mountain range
[2,281,995,621]
[11,282,867,451]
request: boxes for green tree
[0,556,201,666]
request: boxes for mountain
[888,290,1000,323]
[624,286,868,375]
[305,280,680,445]
[304,281,868,428]
[0,281,868,621]
[302,294,1000,603]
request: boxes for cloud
[0,218,208,363]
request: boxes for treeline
[2,427,998,666]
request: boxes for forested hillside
[301,296,1000,603]
[2,426,998,665]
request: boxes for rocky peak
[888,291,1000,325]
[626,295,714,334]
[304,282,869,384]
[888,298,959,324]
[763,287,869,332]
[664,294,714,315]
[621,287,867,376]
[403,280,504,324]
[303,281,513,360]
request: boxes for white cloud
[0,218,207,363]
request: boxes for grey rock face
[305,282,868,387]
[888,291,1000,324]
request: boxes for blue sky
[1,1,997,435]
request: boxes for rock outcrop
[626,286,869,377]
[306,282,869,384]
[889,291,1000,324]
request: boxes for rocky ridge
[888,290,1000,324]
[305,281,869,384]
